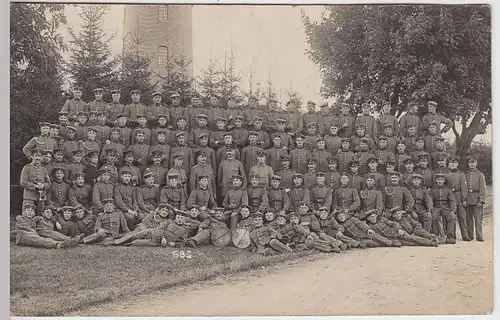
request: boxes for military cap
[295,134,305,140]
[307,100,316,105]
[223,132,233,138]
[167,172,179,178]
[341,138,351,143]
[327,157,338,164]
[214,207,224,212]
[275,118,286,123]
[340,102,351,109]
[120,168,132,175]
[318,206,329,211]
[377,136,388,142]
[93,88,103,93]
[318,101,328,108]
[288,212,299,219]
[253,116,263,121]
[448,156,460,163]
[135,129,146,136]
[87,127,97,133]
[158,203,169,209]
[329,122,339,128]
[156,114,168,120]
[74,172,85,179]
[136,114,147,120]
[72,204,84,212]
[427,120,438,127]
[155,130,167,137]
[144,171,155,179]
[49,124,60,129]
[102,198,115,205]
[408,101,419,108]
[365,174,376,181]
[466,154,479,161]
[108,127,120,134]
[418,154,429,160]
[316,137,325,143]
[386,160,396,165]
[395,140,406,147]
[66,125,77,132]
[123,149,135,157]
[434,173,446,180]
[24,203,36,210]
[53,167,67,174]
[31,148,43,156]
[53,148,64,154]
[280,155,291,161]
[97,111,106,117]
[99,167,111,174]
[349,160,359,167]
[256,149,266,157]
[247,131,258,137]
[316,172,326,178]
[299,201,309,207]
[339,171,351,178]
[72,149,83,155]
[415,136,425,142]
[111,89,121,94]
[436,152,449,161]
[411,173,423,180]
[427,100,438,107]
[41,149,53,155]
[195,151,207,159]
[406,124,417,129]
[367,156,378,163]
[271,133,282,140]
[306,122,317,128]
[403,158,414,164]
[249,173,259,179]
[198,132,209,139]
[226,148,236,154]
[198,174,209,181]
[383,123,393,128]
[130,90,141,94]
[62,205,74,212]
[390,172,402,178]
[232,174,243,180]
[151,150,163,157]
[117,113,127,119]
[271,175,282,181]
[175,132,185,138]
[39,121,51,128]
[307,158,317,164]
[176,116,187,122]
[253,212,264,218]
[240,204,250,209]
[170,92,181,98]
[292,173,304,179]
[235,115,244,121]
[435,137,445,142]
[172,152,183,159]
[76,111,88,117]
[71,85,82,91]
[152,91,162,97]
[197,113,208,119]
[105,148,117,156]
[355,123,365,129]
[58,111,69,116]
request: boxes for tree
[285,81,303,111]
[66,5,117,101]
[197,56,221,103]
[10,3,67,182]
[219,49,243,105]
[160,54,194,106]
[118,26,156,105]
[303,5,491,157]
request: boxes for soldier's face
[104,202,114,212]
[277,122,285,130]
[42,209,53,220]
[111,131,120,140]
[341,141,350,150]
[153,155,162,164]
[436,141,444,150]
[428,105,436,113]
[191,97,200,106]
[296,138,304,147]
[328,163,337,171]
[436,178,445,187]
[317,141,326,149]
[407,127,417,136]
[317,177,325,185]
[177,119,187,128]
[412,178,422,187]
[227,151,234,159]
[293,177,303,186]
[340,176,349,186]
[362,106,371,115]
[329,126,339,135]
[118,117,127,126]
[122,173,132,184]
[224,136,233,145]
[232,178,242,187]
[174,215,185,225]
[393,212,402,221]
[75,208,85,219]
[145,176,155,186]
[40,126,50,135]
[190,208,200,218]
[257,155,266,163]
[73,90,82,99]
[265,212,275,221]
[174,158,183,167]
[169,178,178,187]
[138,117,147,126]
[101,172,110,182]
[356,127,365,136]
[67,129,76,138]
[270,180,280,188]
[307,126,316,135]
[276,216,286,225]
[250,177,259,186]
[59,115,68,124]
[396,144,406,153]
[90,155,99,164]
[254,217,263,227]
[198,155,207,165]
[73,154,83,163]
[416,140,424,149]
[281,160,290,169]
[132,93,140,102]
[366,178,375,187]
[42,153,52,163]
[468,160,478,169]
[76,176,85,186]
[382,105,391,114]
[367,214,377,223]
[50,128,59,137]
[428,125,437,134]
[437,159,446,167]
[112,93,120,102]
[98,114,107,124]
[273,137,281,146]
[199,178,208,188]
[405,162,414,171]
[63,210,73,220]
[215,211,225,220]
[157,134,166,144]
[176,135,185,144]
[87,131,96,140]
[368,161,377,170]
[79,115,88,124]
[89,114,97,121]
[200,137,208,145]
[54,152,64,161]
[95,92,103,100]
[227,100,236,108]
[55,170,65,180]
[216,121,225,130]
[254,120,262,128]
[307,104,315,112]
[209,97,218,106]
[384,128,393,136]
[376,139,387,149]
[336,213,346,222]
[136,133,145,142]
[198,118,207,127]
[299,205,309,215]
[418,159,428,168]
[158,208,169,218]
[158,117,167,126]
[240,207,250,218]
[391,176,400,185]
[319,210,328,220]
[341,106,349,115]
[235,119,243,127]
[349,165,358,173]
[153,95,162,104]
[308,163,316,171]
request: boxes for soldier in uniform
[167,92,185,128]
[134,203,170,232]
[170,132,194,176]
[137,171,159,216]
[337,138,357,173]
[303,158,318,190]
[92,112,111,146]
[61,86,87,123]
[105,89,125,126]
[355,103,378,138]
[309,173,332,211]
[120,150,142,186]
[358,175,383,219]
[193,132,216,173]
[46,148,68,179]
[86,88,106,114]
[376,103,399,136]
[356,138,375,175]
[422,100,453,136]
[382,172,414,216]
[115,113,133,148]
[246,174,269,214]
[430,137,450,169]
[187,174,217,210]
[312,137,331,173]
[407,173,433,232]
[324,123,342,155]
[81,128,101,165]
[399,101,422,137]
[217,149,247,202]
[189,151,216,194]
[272,118,294,150]
[151,114,173,146]
[266,134,288,172]
[351,124,375,152]
[223,174,249,215]
[465,154,487,242]
[160,173,187,211]
[337,103,355,138]
[390,208,443,244]
[81,198,130,245]
[68,173,92,210]
[289,173,310,212]
[23,122,58,159]
[410,137,429,163]
[325,157,341,190]
[249,213,292,255]
[61,125,82,162]
[20,148,50,210]
[128,130,150,175]
[430,173,457,244]
[303,122,319,151]
[231,115,249,148]
[290,134,312,174]
[423,121,441,154]
[241,131,260,175]
[298,100,320,135]
[267,175,290,216]
[317,207,363,248]
[91,165,114,211]
[114,170,141,230]
[47,167,70,212]
[275,155,296,189]
[401,158,417,187]
[347,160,365,194]
[394,141,411,173]
[125,90,147,125]
[185,208,228,248]
[189,114,210,147]
[332,173,360,216]
[249,149,274,188]
[445,156,470,241]
[74,204,97,237]
[146,91,167,128]
[146,150,168,187]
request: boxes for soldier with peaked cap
[223,174,250,214]
[290,134,312,174]
[393,140,411,173]
[407,173,433,232]
[288,173,311,212]
[317,101,335,136]
[206,95,228,131]
[193,132,217,173]
[410,136,429,162]
[337,138,357,173]
[128,130,151,175]
[170,132,194,176]
[120,149,143,185]
[246,173,269,214]
[357,174,383,219]
[20,148,51,210]
[337,102,355,138]
[431,152,451,183]
[68,172,92,209]
[82,198,130,245]
[271,118,294,149]
[309,172,333,211]
[167,91,185,127]
[187,173,217,210]
[422,100,453,135]
[67,149,86,181]
[250,116,271,149]
[351,124,376,152]
[347,160,365,194]
[92,166,115,212]
[131,114,152,145]
[430,138,450,169]
[303,121,319,151]
[324,157,341,190]
[167,152,189,196]
[124,89,147,125]
[149,129,171,169]
[430,173,457,243]
[317,206,363,248]
[415,153,433,189]
[47,167,71,210]
[46,148,68,180]
[189,150,216,194]
[356,138,375,175]
[248,149,274,188]
[105,89,125,126]
[216,132,241,166]
[298,100,321,135]
[465,154,487,241]
[100,128,125,165]
[86,88,107,114]
[376,102,400,136]
[303,158,318,190]
[188,113,211,146]
[423,121,442,154]
[267,175,291,215]
[81,127,101,165]
[217,148,247,201]
[23,122,59,159]
[382,172,415,216]
[114,168,141,230]
[151,113,173,145]
[399,101,422,137]
[137,171,159,214]
[445,155,469,241]
[332,172,361,215]
[146,91,167,127]
[60,125,83,161]
[231,115,249,148]
[61,85,87,123]
[114,113,133,148]
[241,131,262,175]
[160,172,187,211]
[275,155,296,189]
[401,157,417,187]
[311,136,332,173]
[324,121,343,155]
[146,149,169,186]
[249,212,292,254]
[266,133,288,172]
[401,124,419,153]
[355,102,378,138]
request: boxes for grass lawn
[10,186,492,317]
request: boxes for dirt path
[75,217,493,316]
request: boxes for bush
[468,141,492,185]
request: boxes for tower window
[158,5,168,22]
[158,48,169,67]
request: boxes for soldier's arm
[114,186,128,212]
[350,189,361,211]
[331,190,339,211]
[239,162,248,188]
[479,172,487,203]
[375,190,383,215]
[303,189,311,206]
[310,215,322,232]
[259,188,269,211]
[423,189,433,211]
[324,189,333,211]
[186,189,196,209]
[460,172,468,202]
[119,211,131,233]
[137,187,147,211]
[222,191,230,209]
[330,218,345,233]
[404,188,415,211]
[217,162,224,186]
[208,191,217,209]
[189,169,197,194]
[22,138,36,159]
[440,115,453,133]
[20,166,36,190]
[68,187,79,206]
[94,215,103,232]
[283,190,291,212]
[448,189,457,213]
[179,189,187,211]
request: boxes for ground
[10,188,493,316]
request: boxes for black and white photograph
[9,1,493,317]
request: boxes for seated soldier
[430,173,457,244]
[68,172,93,211]
[160,173,187,211]
[275,155,296,189]
[267,175,290,216]
[74,204,96,237]
[246,174,269,214]
[364,211,438,247]
[249,213,292,255]
[382,172,415,217]
[82,199,130,245]
[56,206,79,237]
[223,175,249,217]
[289,173,311,212]
[137,171,159,215]
[389,207,445,244]
[115,169,141,230]
[233,204,255,230]
[408,173,433,232]
[187,174,217,211]
[185,207,228,248]
[135,203,171,232]
[331,172,360,216]
[310,173,333,211]
[297,202,341,252]
[317,207,363,248]
[358,174,383,219]
[34,206,77,242]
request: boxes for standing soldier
[331,173,360,216]
[23,122,58,159]
[445,156,470,241]
[325,157,341,190]
[114,169,141,230]
[189,151,216,195]
[465,154,487,242]
[267,175,290,215]
[422,101,453,136]
[146,150,169,187]
[92,167,115,213]
[128,130,150,175]
[241,132,260,176]
[61,126,82,162]
[312,137,332,173]
[275,155,296,189]
[289,173,311,212]
[106,89,125,126]
[310,173,333,211]
[382,172,415,216]
[266,134,288,172]
[170,132,194,176]
[337,138,357,174]
[358,175,383,219]
[137,172,160,216]
[324,123,342,155]
[217,149,247,203]
[399,101,422,137]
[20,148,50,213]
[189,114,211,147]
[429,173,457,243]
[246,174,269,214]
[147,91,168,128]
[337,103,355,138]
[86,88,106,114]
[290,135,312,174]
[125,90,147,125]
[92,112,111,146]
[192,132,216,173]
[355,103,378,139]
[61,86,87,123]
[376,103,399,137]
[318,101,336,136]
[249,149,274,188]
[168,92,185,128]
[298,101,321,134]
[408,173,433,232]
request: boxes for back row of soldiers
[17,88,487,251]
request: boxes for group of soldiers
[13,87,488,254]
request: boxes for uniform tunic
[125,102,147,122]
[289,186,310,212]
[312,149,332,173]
[131,127,152,145]
[298,112,322,134]
[75,214,96,236]
[94,210,130,238]
[351,135,375,152]
[114,183,138,213]
[149,143,171,169]
[120,164,142,185]
[241,144,260,175]
[422,112,452,135]
[338,151,357,174]
[105,102,125,124]
[189,164,216,194]
[189,127,211,147]
[348,173,365,194]
[193,145,217,173]
[355,115,378,138]
[160,186,187,210]
[395,153,412,173]
[61,140,83,162]
[100,141,125,164]
[399,113,421,137]
[47,180,70,208]
[92,182,115,211]
[267,187,290,213]
[146,104,168,126]
[290,147,312,174]
[137,185,159,212]
[23,136,58,159]
[248,164,274,188]
[116,126,132,148]
[187,187,217,209]
[231,127,249,148]
[337,115,355,138]
[325,171,341,190]
[246,186,269,213]
[20,162,51,202]
[310,185,333,210]
[169,145,194,176]
[151,126,173,146]
[86,100,106,114]
[68,183,92,208]
[359,187,383,216]
[382,185,415,212]
[303,172,318,190]
[91,124,111,146]
[332,186,360,212]
[324,135,342,155]
[377,114,399,135]
[61,98,87,121]
[275,169,296,189]
[146,164,168,187]
[217,159,247,194]
[223,187,249,210]
[266,147,289,172]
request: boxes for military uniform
[137,184,159,213]
[310,181,333,210]
[114,181,141,229]
[399,112,422,137]
[15,214,70,249]
[430,179,457,241]
[218,158,247,196]
[422,104,452,135]
[246,184,269,213]
[151,126,173,146]
[160,185,187,211]
[338,149,357,174]
[86,99,107,114]
[250,223,291,254]
[359,187,383,218]
[92,180,115,212]
[125,101,147,123]
[189,126,211,147]
[68,180,92,208]
[231,126,249,148]
[47,178,70,210]
[120,163,142,185]
[337,215,394,247]
[189,163,216,194]
[193,144,217,173]
[23,135,58,159]
[266,145,289,173]
[61,138,83,162]
[465,161,487,241]
[34,215,70,241]
[83,208,130,245]
[81,139,101,164]
[318,216,361,247]
[395,153,412,174]
[187,187,217,210]
[116,124,133,148]
[446,165,468,240]
[377,113,399,136]
[275,168,296,189]
[223,186,250,211]
[61,97,87,122]
[290,146,312,174]
[382,182,415,215]
[332,186,360,213]
[394,212,437,241]
[75,213,97,237]
[303,171,318,190]
[248,163,274,188]
[337,114,355,138]
[131,126,152,145]
[146,103,168,127]
[312,147,331,173]
[106,101,125,125]
[241,143,260,176]
[367,216,434,247]
[267,186,290,214]
[324,134,342,155]
[92,123,111,146]
[169,144,194,177]
[289,185,311,213]
[20,160,51,207]
[409,181,433,232]
[325,170,341,190]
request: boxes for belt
[469,189,479,193]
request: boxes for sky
[60,4,490,143]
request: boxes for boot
[430,238,439,247]
[60,237,79,248]
[445,237,456,244]
[339,243,348,251]
[185,239,197,248]
[391,240,402,247]
[269,239,293,253]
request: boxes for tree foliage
[285,82,303,112]
[197,57,221,103]
[160,55,194,105]
[303,5,491,157]
[10,3,67,182]
[66,5,117,101]
[219,49,243,105]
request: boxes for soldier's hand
[128,209,137,216]
[411,211,419,220]
[231,211,238,217]
[37,183,45,189]
[74,122,79,127]
[55,222,62,230]
[105,140,111,145]
[367,229,375,235]
[168,241,176,247]
[462,201,467,207]
[201,206,207,211]
[398,229,405,237]
[336,231,343,238]
[161,237,167,247]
